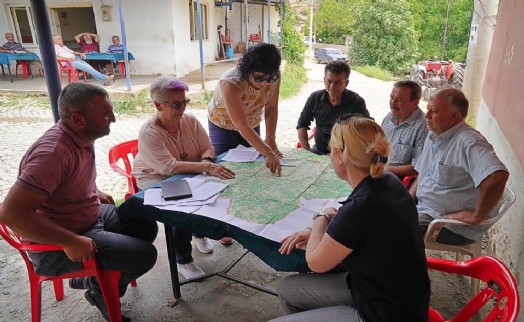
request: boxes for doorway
[50,7,97,51]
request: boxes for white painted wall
[476,100,524,309]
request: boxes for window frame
[189,0,209,41]
[9,6,38,46]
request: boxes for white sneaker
[193,237,214,254]
[177,262,205,279]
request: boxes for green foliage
[407,0,473,62]
[112,89,155,115]
[351,0,419,76]
[188,90,214,109]
[352,65,394,81]
[278,3,306,65]
[313,0,355,45]
[280,63,307,99]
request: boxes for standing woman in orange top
[207,43,283,176]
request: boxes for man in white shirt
[54,34,114,86]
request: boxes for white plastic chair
[423,186,516,296]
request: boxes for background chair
[296,127,317,149]
[15,60,30,79]
[0,222,124,322]
[57,60,87,84]
[427,256,520,322]
[116,61,127,78]
[424,186,516,296]
[108,140,139,200]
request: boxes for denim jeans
[208,119,260,155]
[71,59,108,84]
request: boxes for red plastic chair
[401,175,416,188]
[116,61,126,78]
[15,60,30,79]
[0,222,124,322]
[427,256,520,322]
[249,33,261,43]
[108,140,139,200]
[297,127,317,149]
[57,60,87,83]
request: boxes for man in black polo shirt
[297,61,369,154]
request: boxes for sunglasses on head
[252,73,279,84]
[163,99,190,110]
[335,113,374,124]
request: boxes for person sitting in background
[54,34,114,86]
[75,32,100,53]
[296,61,369,155]
[104,35,125,75]
[381,80,428,179]
[0,32,43,71]
[0,83,158,322]
[132,76,235,279]
[273,116,430,322]
[107,35,124,53]
[208,43,283,176]
[412,88,509,246]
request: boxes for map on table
[193,149,352,242]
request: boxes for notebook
[160,180,193,201]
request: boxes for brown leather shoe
[220,237,234,245]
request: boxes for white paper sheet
[221,145,260,162]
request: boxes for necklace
[157,116,187,160]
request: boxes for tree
[313,0,355,45]
[408,0,473,61]
[279,2,306,65]
[351,0,419,75]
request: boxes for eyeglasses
[252,73,279,84]
[162,99,190,110]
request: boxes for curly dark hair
[325,61,351,78]
[237,43,281,80]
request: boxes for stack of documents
[144,178,228,213]
[221,145,260,162]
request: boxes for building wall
[479,0,524,315]
[1,0,278,77]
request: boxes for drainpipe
[29,0,60,123]
[118,0,132,91]
[267,0,271,44]
[196,0,205,89]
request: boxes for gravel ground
[0,59,468,322]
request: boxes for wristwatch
[312,212,328,221]
[201,156,215,163]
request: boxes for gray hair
[58,83,109,119]
[5,32,14,37]
[149,75,189,102]
[437,88,469,118]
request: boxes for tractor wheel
[414,70,424,87]
[452,65,465,89]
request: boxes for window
[10,6,37,45]
[189,1,208,41]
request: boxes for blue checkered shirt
[414,122,508,240]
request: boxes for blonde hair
[330,117,390,178]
